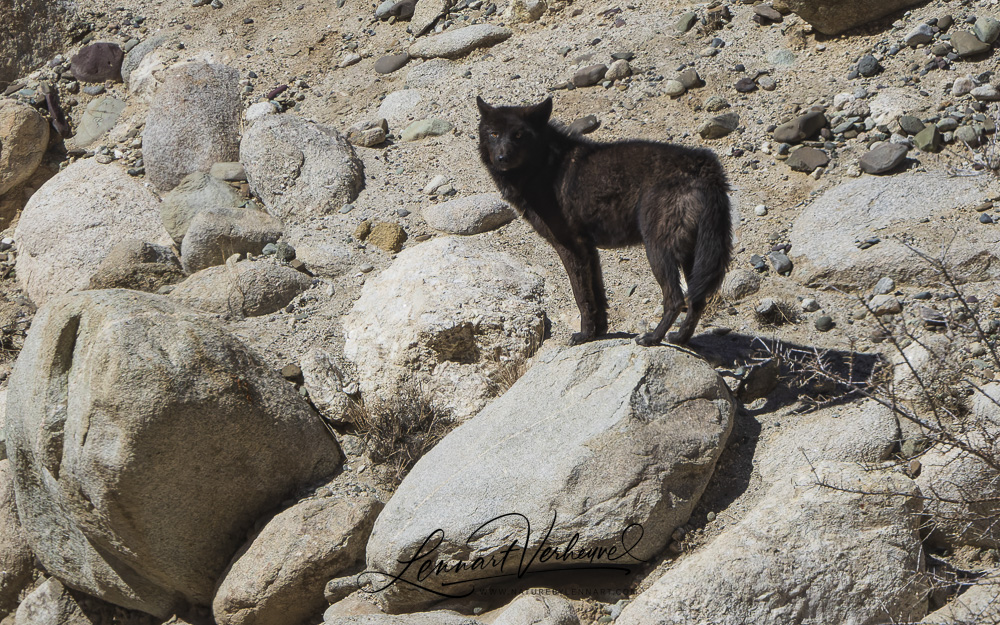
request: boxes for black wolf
[476,96,732,346]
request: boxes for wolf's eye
[489,132,499,138]
[514,131,523,140]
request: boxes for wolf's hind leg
[669,297,705,345]
[636,240,683,347]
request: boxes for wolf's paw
[569,332,594,346]
[635,332,661,347]
[667,331,690,345]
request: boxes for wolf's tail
[686,182,733,305]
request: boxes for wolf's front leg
[552,242,605,345]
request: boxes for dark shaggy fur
[477,96,733,346]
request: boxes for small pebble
[872,276,895,295]
[815,315,834,332]
[754,204,767,216]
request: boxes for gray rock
[375,0,395,19]
[246,101,280,124]
[567,115,600,134]
[786,146,829,172]
[677,68,703,89]
[241,115,363,222]
[914,125,942,152]
[573,64,608,87]
[343,236,545,421]
[180,206,283,273]
[973,16,1000,44]
[121,36,167,88]
[301,349,352,423]
[753,4,783,22]
[209,162,247,182]
[364,340,735,611]
[0,460,33,618]
[954,124,981,146]
[897,115,925,136]
[143,62,241,191]
[493,592,580,625]
[87,240,186,293]
[971,85,1000,101]
[13,159,170,306]
[720,268,761,300]
[170,259,312,317]
[160,171,243,245]
[70,96,125,147]
[376,89,424,125]
[14,578,90,625]
[904,23,934,46]
[325,612,482,625]
[952,75,976,96]
[663,80,686,97]
[766,48,797,66]
[0,100,49,197]
[617,463,927,625]
[347,119,389,147]
[374,53,410,75]
[388,0,416,19]
[870,294,903,315]
[859,143,908,174]
[936,117,959,132]
[7,290,341,616]
[605,59,631,81]
[780,0,924,35]
[284,226,357,279]
[213,492,382,625]
[951,31,991,57]
[503,0,547,23]
[698,112,739,139]
[858,54,881,76]
[755,401,899,484]
[422,193,516,235]
[0,0,74,86]
[70,42,124,83]
[873,276,895,295]
[704,95,730,111]
[409,0,455,36]
[772,110,827,144]
[675,11,697,33]
[408,25,512,60]
[767,250,792,274]
[401,118,453,141]
[814,315,834,331]
[789,172,1000,289]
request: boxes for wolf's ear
[476,96,492,116]
[524,97,553,125]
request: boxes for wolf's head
[476,96,553,172]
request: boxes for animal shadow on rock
[671,331,882,523]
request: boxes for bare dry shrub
[348,386,455,490]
